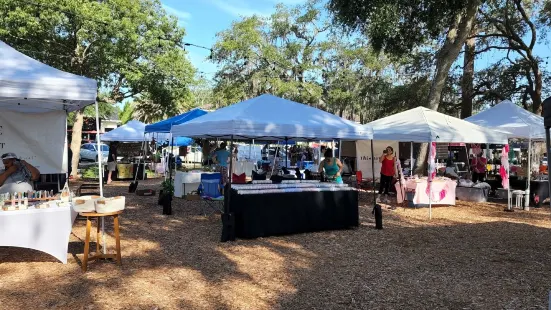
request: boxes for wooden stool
[79,211,122,272]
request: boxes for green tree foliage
[329,0,481,113]
[474,0,550,114]
[0,0,195,176]
[211,1,328,107]
[119,102,135,125]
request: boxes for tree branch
[513,0,537,50]
[474,45,513,55]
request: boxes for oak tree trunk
[414,0,480,175]
[461,35,476,119]
[532,65,543,115]
[70,110,84,178]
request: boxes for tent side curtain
[144,109,208,133]
[0,40,97,113]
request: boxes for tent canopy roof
[0,40,97,113]
[367,106,509,144]
[144,108,208,133]
[101,120,168,142]
[170,94,373,141]
[465,100,544,139]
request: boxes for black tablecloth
[486,178,548,207]
[230,189,359,239]
[530,181,549,208]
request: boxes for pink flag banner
[426,142,437,198]
[500,144,510,189]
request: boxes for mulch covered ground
[1,178,551,310]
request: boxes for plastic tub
[456,186,488,203]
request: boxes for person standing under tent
[201,140,212,166]
[107,142,118,184]
[213,142,231,186]
[379,146,396,202]
[319,148,343,184]
[0,153,40,194]
[471,151,487,183]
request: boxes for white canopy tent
[171,94,373,140]
[0,41,97,113]
[0,40,98,175]
[367,107,510,219]
[171,94,374,241]
[368,106,509,144]
[101,120,170,142]
[465,100,544,139]
[0,40,109,255]
[466,100,544,208]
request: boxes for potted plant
[160,179,174,215]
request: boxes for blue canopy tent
[158,136,194,147]
[143,108,208,191]
[144,108,208,133]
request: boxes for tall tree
[212,1,328,108]
[475,0,549,114]
[329,0,480,112]
[329,0,481,173]
[0,0,195,177]
[461,31,476,119]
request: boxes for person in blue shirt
[213,142,231,185]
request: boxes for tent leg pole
[94,101,106,254]
[285,138,288,168]
[222,135,235,242]
[338,139,342,161]
[371,140,376,208]
[410,142,413,177]
[526,138,531,210]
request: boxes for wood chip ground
[1,178,550,309]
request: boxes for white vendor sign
[356,140,399,180]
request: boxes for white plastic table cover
[0,205,77,263]
[174,171,203,198]
[405,178,457,206]
[233,161,256,177]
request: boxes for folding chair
[198,173,224,215]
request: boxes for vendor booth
[367,107,510,218]
[0,40,97,262]
[466,100,545,207]
[144,108,207,180]
[171,94,373,241]
[101,120,162,180]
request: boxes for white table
[405,178,457,206]
[0,205,77,263]
[174,171,202,198]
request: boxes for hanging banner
[0,111,67,174]
[356,140,399,180]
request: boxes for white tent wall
[356,140,399,180]
[0,110,68,173]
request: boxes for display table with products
[230,182,358,239]
[0,205,77,263]
[405,178,457,206]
